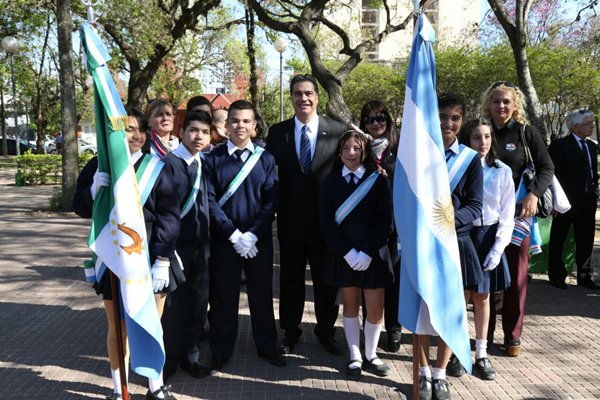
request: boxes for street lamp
[2,36,20,156]
[274,38,288,122]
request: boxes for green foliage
[15,151,94,186]
[343,62,407,124]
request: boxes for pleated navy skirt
[470,224,511,293]
[458,234,484,288]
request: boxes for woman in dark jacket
[481,81,554,357]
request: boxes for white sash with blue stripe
[218,146,265,207]
[135,154,165,206]
[180,161,201,218]
[447,144,478,192]
[335,172,379,225]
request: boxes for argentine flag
[393,14,472,373]
[81,22,165,379]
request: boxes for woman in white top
[458,117,515,380]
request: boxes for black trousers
[162,241,210,370]
[208,237,278,362]
[548,195,597,282]
[278,238,339,340]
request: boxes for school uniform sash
[218,146,265,207]
[135,154,165,206]
[447,144,478,192]
[334,172,379,225]
[180,160,202,218]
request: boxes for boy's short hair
[183,110,212,130]
[228,100,255,119]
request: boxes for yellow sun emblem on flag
[431,194,455,237]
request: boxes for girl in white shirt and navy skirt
[452,117,515,381]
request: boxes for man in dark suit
[548,109,599,290]
[266,74,347,355]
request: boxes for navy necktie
[234,149,245,161]
[347,172,357,188]
[299,125,312,173]
[445,149,453,163]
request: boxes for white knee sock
[364,320,383,364]
[148,372,164,398]
[475,339,488,359]
[343,316,362,367]
[110,369,122,394]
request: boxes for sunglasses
[491,81,516,89]
[363,114,387,124]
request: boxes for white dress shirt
[171,142,202,166]
[473,158,516,254]
[227,140,255,163]
[341,165,366,184]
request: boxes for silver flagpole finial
[82,0,100,24]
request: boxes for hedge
[15,150,94,185]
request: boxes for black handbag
[519,125,553,218]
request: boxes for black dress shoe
[432,378,451,400]
[387,331,401,353]
[105,394,122,400]
[362,357,390,376]
[504,338,521,357]
[209,358,226,373]
[146,385,177,400]
[418,376,432,400]
[345,360,362,380]
[446,353,466,377]
[181,360,210,379]
[578,275,600,290]
[549,279,568,289]
[319,336,343,356]
[258,351,287,367]
[474,357,496,380]
[278,335,299,354]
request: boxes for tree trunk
[126,64,161,109]
[245,5,260,112]
[510,39,547,136]
[57,0,79,211]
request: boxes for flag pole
[109,271,130,400]
[409,2,426,399]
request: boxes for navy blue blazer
[451,155,483,237]
[319,170,392,258]
[204,144,279,240]
[162,152,210,246]
[72,155,180,259]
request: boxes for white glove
[90,171,111,200]
[354,251,372,271]
[151,258,170,292]
[483,250,501,271]
[245,244,259,259]
[229,229,243,244]
[344,248,359,268]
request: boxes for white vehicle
[78,139,97,155]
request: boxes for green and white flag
[81,22,164,379]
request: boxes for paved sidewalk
[1,167,600,399]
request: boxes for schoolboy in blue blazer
[204,100,284,371]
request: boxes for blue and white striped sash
[218,146,265,207]
[135,154,165,206]
[447,144,478,192]
[335,172,379,225]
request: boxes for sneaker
[418,376,432,400]
[474,357,496,380]
[433,378,451,400]
[446,354,465,377]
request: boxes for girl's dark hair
[126,106,148,132]
[253,108,268,140]
[333,130,378,172]
[459,117,499,167]
[358,100,398,152]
